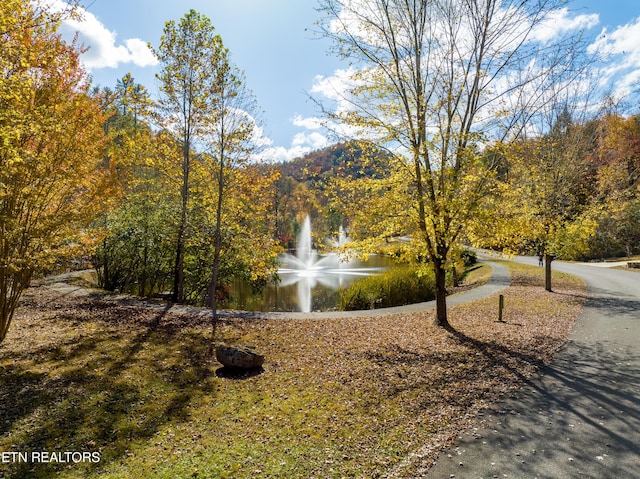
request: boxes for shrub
[339,265,441,310]
[460,248,477,267]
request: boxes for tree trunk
[0,269,31,344]
[172,212,186,303]
[433,259,450,328]
[545,253,553,292]
[209,219,222,320]
[208,132,226,327]
[140,242,148,297]
[101,238,110,290]
[172,140,190,304]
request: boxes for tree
[187,160,281,310]
[154,10,227,304]
[584,113,640,259]
[92,76,180,297]
[493,111,598,291]
[317,0,589,327]
[0,0,110,343]
[196,48,269,318]
[473,55,602,290]
[155,10,280,316]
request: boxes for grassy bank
[339,262,492,310]
[0,263,584,478]
[339,265,440,310]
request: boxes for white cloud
[529,8,599,43]
[123,38,158,68]
[261,145,313,163]
[260,132,330,162]
[256,117,333,162]
[588,17,640,97]
[50,0,158,69]
[588,19,640,57]
[310,68,362,115]
[292,131,330,150]
[292,114,324,130]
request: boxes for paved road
[425,257,640,478]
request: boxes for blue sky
[54,0,640,161]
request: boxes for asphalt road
[425,257,640,479]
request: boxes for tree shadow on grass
[0,303,219,479]
[356,327,553,416]
[215,366,264,380]
[445,327,547,377]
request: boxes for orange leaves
[593,113,640,195]
[0,0,110,343]
[599,114,640,163]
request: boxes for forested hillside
[270,142,392,250]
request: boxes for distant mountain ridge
[277,141,392,183]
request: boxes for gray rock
[215,344,264,369]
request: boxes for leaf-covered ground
[0,263,584,478]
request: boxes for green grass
[338,265,440,310]
[0,327,411,478]
[0,263,584,479]
[499,260,585,289]
[338,263,491,310]
[461,263,492,285]
[0,304,414,479]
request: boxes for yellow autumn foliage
[0,1,112,342]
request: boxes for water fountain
[224,215,392,312]
[276,215,388,312]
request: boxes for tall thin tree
[154,10,227,303]
[202,50,263,321]
[317,0,593,327]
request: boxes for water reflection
[277,253,388,312]
[226,216,392,312]
[227,254,392,312]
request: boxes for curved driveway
[426,257,640,478]
[42,260,640,477]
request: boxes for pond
[221,215,395,312]
[223,253,396,312]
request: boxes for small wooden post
[497,294,505,323]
